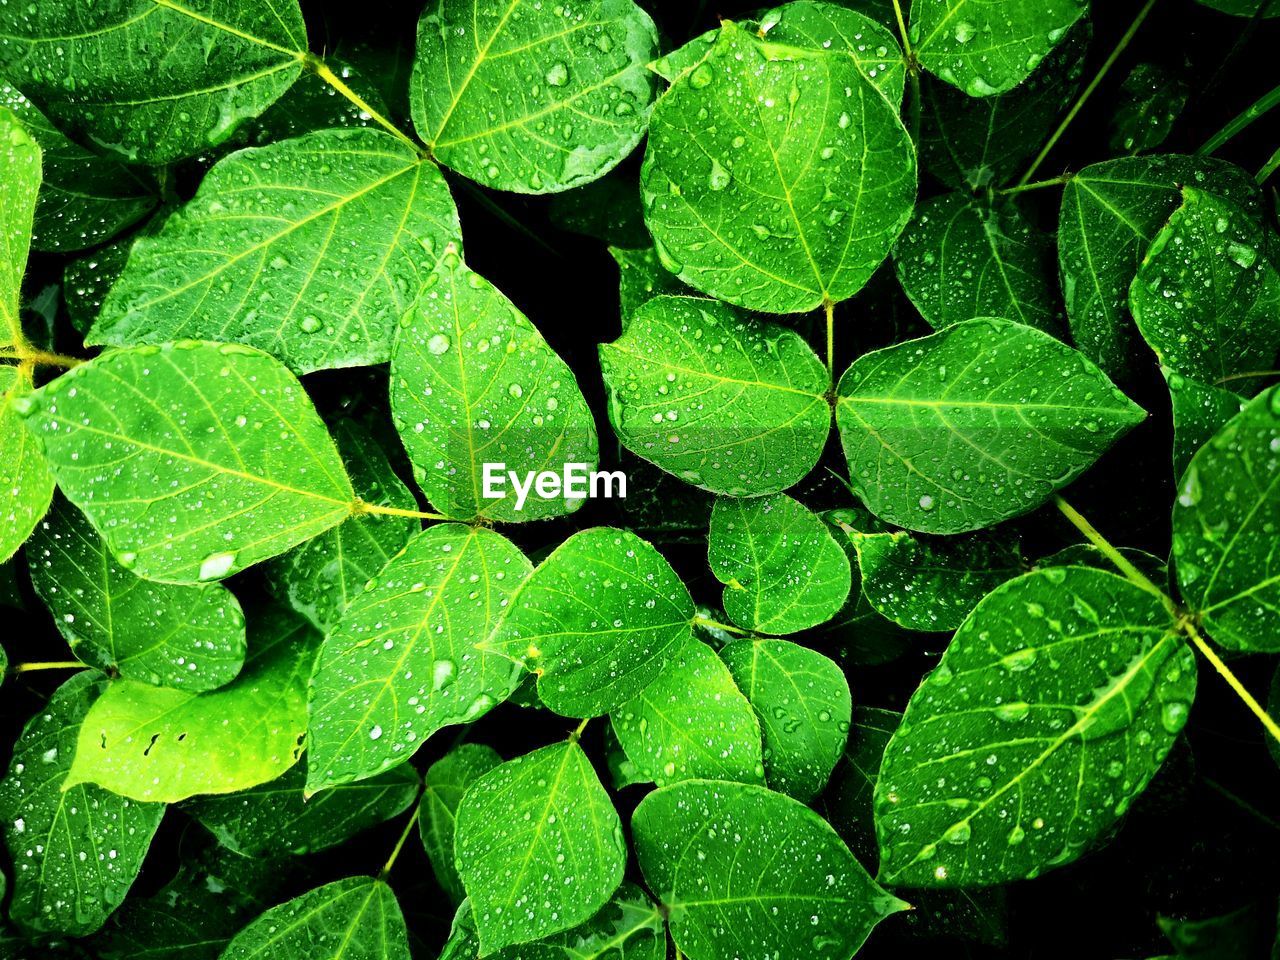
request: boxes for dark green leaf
[491,881,664,960]
[1108,63,1188,155]
[1165,370,1246,480]
[1195,0,1280,16]
[419,744,502,904]
[823,706,901,865]
[876,567,1193,887]
[610,246,687,321]
[547,173,650,248]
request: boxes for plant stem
[1181,619,1280,746]
[1199,81,1280,156]
[0,348,83,369]
[1016,0,1160,187]
[889,0,914,64]
[692,614,751,636]
[10,661,87,674]
[996,173,1073,196]
[354,500,448,522]
[304,55,424,156]
[1052,496,1170,607]
[824,299,836,380]
[1257,144,1280,185]
[569,718,590,742]
[378,805,422,880]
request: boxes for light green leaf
[610,245,687,321]
[599,295,830,496]
[918,24,1088,190]
[218,877,410,960]
[708,493,851,633]
[823,706,902,864]
[841,526,1024,631]
[485,527,694,718]
[307,524,532,792]
[910,0,1087,97]
[88,129,460,375]
[0,672,164,937]
[1173,387,1280,652]
[266,420,418,633]
[0,0,307,165]
[1058,154,1259,378]
[20,341,355,585]
[29,498,247,690]
[633,780,906,960]
[411,0,660,194]
[647,31,719,84]
[875,567,1194,887]
[390,251,598,522]
[1,84,158,253]
[1130,187,1280,388]
[720,638,851,800]
[456,741,626,954]
[0,366,53,564]
[185,762,418,857]
[64,217,160,336]
[642,21,916,313]
[65,607,320,802]
[835,317,1144,534]
[1165,370,1246,480]
[894,194,1060,333]
[420,744,503,905]
[611,639,764,787]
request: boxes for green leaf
[720,638,851,800]
[1109,63,1188,155]
[0,672,164,937]
[1173,387,1280,652]
[1037,543,1168,584]
[610,245,688,321]
[841,526,1024,631]
[64,217,162,336]
[20,341,356,585]
[0,366,53,564]
[1196,0,1280,16]
[486,527,694,718]
[0,0,307,165]
[0,103,38,352]
[876,567,1194,887]
[390,251,598,522]
[455,741,625,954]
[87,129,460,375]
[1,84,158,253]
[918,24,1088,190]
[633,780,906,960]
[419,744,503,904]
[493,881,665,960]
[894,194,1060,334]
[611,638,764,786]
[910,0,1087,97]
[823,705,902,864]
[1058,154,1260,378]
[411,0,660,194]
[835,317,1145,534]
[65,606,320,802]
[547,173,651,248]
[708,493,851,633]
[185,762,419,857]
[266,420,418,633]
[307,524,532,792]
[642,21,916,313]
[218,877,410,960]
[599,295,830,496]
[29,499,247,690]
[1130,187,1280,389]
[1165,370,1246,480]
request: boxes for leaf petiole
[377,804,422,880]
[889,0,914,68]
[692,614,751,636]
[9,660,87,674]
[0,347,83,370]
[1052,496,1170,608]
[353,500,449,522]
[303,55,425,157]
[824,299,835,380]
[995,173,1073,197]
[1181,618,1280,746]
[1257,145,1280,185]
[1199,80,1280,156]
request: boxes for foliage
[0,2,1278,959]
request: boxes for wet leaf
[1108,63,1188,155]
[65,607,320,802]
[0,0,307,164]
[455,741,625,954]
[88,129,460,375]
[419,744,503,905]
[1164,370,1246,479]
[412,0,660,193]
[486,527,693,718]
[492,881,665,960]
[642,21,916,313]
[390,252,598,522]
[0,365,53,564]
[633,780,906,960]
[894,193,1060,334]
[823,706,902,865]
[0,672,164,937]
[19,341,355,585]
[708,493,851,633]
[1173,387,1280,652]
[28,498,247,691]
[599,295,830,496]
[610,246,687,321]
[876,567,1194,887]
[306,524,532,792]
[836,317,1144,533]
[611,638,764,787]
[720,638,851,800]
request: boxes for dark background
[6,0,1280,957]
